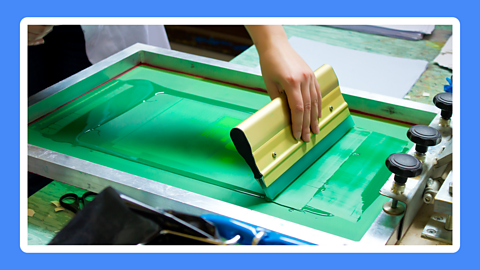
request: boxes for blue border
[4,0,473,269]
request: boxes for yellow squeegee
[230,65,354,201]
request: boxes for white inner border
[20,17,460,253]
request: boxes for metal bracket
[422,213,452,244]
[379,114,452,242]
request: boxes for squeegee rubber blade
[263,116,355,200]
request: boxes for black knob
[433,92,452,120]
[407,125,442,154]
[386,153,423,185]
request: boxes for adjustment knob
[407,125,442,154]
[386,153,423,185]
[433,92,453,120]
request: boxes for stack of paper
[433,36,453,69]
[328,25,435,40]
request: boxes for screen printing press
[28,43,454,245]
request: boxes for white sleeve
[81,25,171,64]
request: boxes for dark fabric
[28,25,92,197]
[49,187,223,245]
[28,25,92,96]
[49,187,159,245]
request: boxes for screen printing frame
[28,43,440,246]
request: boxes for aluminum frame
[28,43,439,245]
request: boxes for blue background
[3,0,474,269]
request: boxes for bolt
[329,106,334,112]
[272,152,277,158]
[391,199,398,208]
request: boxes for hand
[28,25,54,46]
[246,26,322,142]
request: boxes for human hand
[259,43,322,142]
[28,25,54,46]
[246,26,321,142]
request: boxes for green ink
[33,78,265,196]
[29,65,413,241]
[302,206,335,217]
[303,131,409,222]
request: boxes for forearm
[245,25,321,142]
[28,25,54,46]
[245,25,289,53]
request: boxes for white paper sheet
[434,36,452,69]
[329,25,435,40]
[256,36,428,99]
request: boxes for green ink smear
[29,65,413,241]
[32,78,264,197]
[303,131,409,222]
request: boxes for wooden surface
[28,181,84,245]
[27,25,453,245]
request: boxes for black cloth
[49,187,159,245]
[28,25,92,197]
[49,187,221,245]
[28,25,92,96]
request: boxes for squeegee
[231,64,354,200]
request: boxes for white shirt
[81,25,171,64]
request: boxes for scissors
[59,192,97,213]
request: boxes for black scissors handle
[59,193,81,213]
[60,192,97,213]
[81,191,97,204]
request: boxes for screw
[433,216,442,221]
[449,182,452,196]
[424,195,432,203]
[272,152,277,158]
[427,229,437,234]
[329,106,334,112]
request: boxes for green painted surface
[29,65,412,243]
[231,25,453,105]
